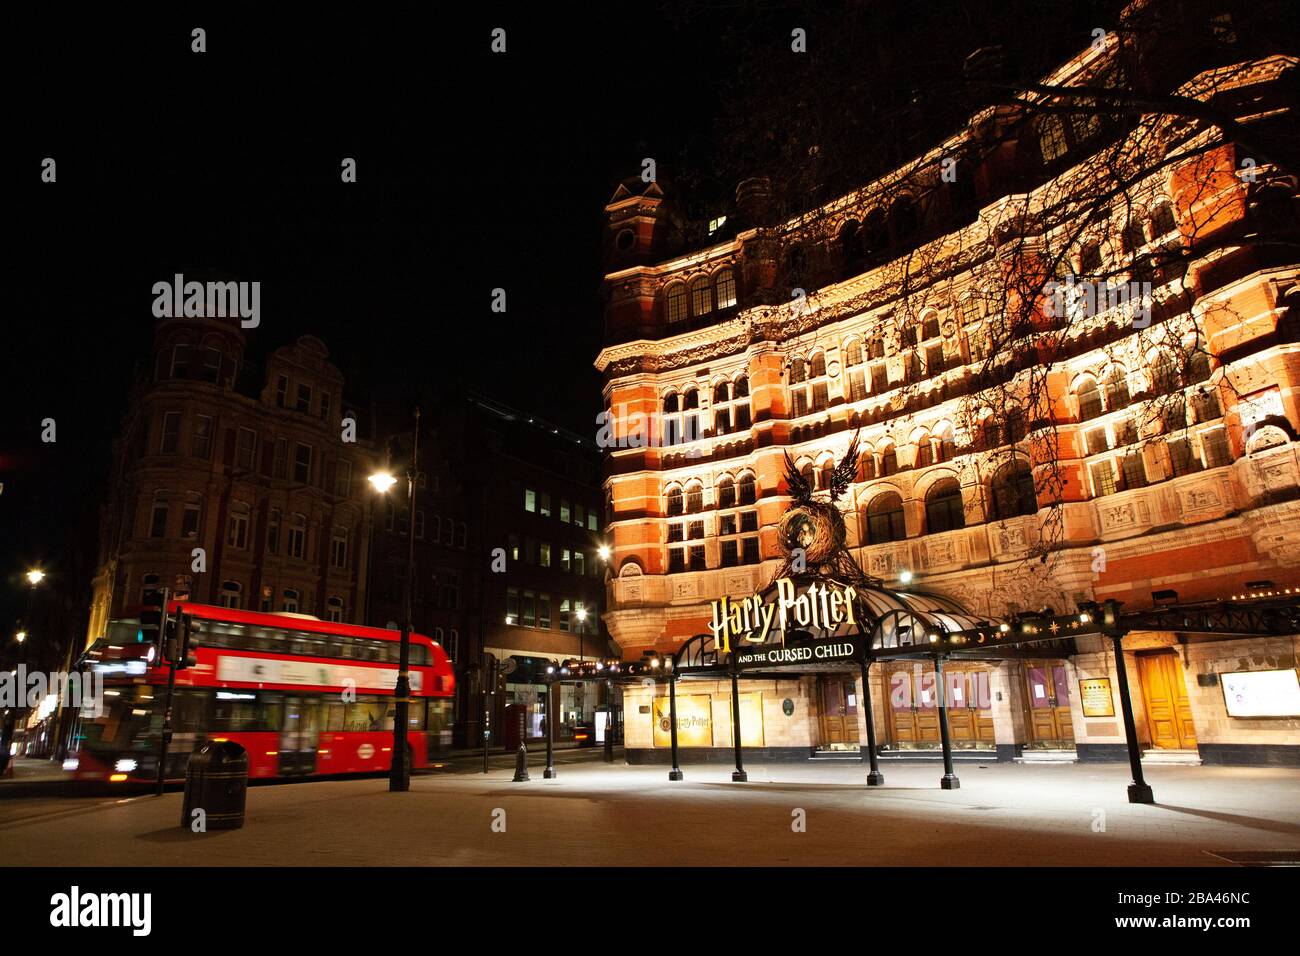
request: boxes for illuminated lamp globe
[368,471,398,493]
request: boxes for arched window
[1077,376,1102,421]
[879,443,898,476]
[934,425,956,463]
[857,447,877,481]
[738,474,757,505]
[1150,201,1177,237]
[685,482,704,514]
[790,352,829,417]
[326,596,344,623]
[1038,115,1068,162]
[840,220,865,277]
[220,580,243,609]
[865,492,907,544]
[689,275,712,316]
[717,477,735,509]
[1104,367,1131,409]
[1187,350,1212,384]
[889,197,918,241]
[665,486,683,517]
[843,339,864,367]
[712,375,751,435]
[799,461,815,490]
[661,390,699,446]
[913,432,933,469]
[1121,215,1148,254]
[819,459,835,490]
[925,479,965,534]
[714,268,737,310]
[1150,352,1179,394]
[282,588,300,613]
[665,283,688,324]
[989,461,1037,520]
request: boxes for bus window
[405,700,426,731]
[321,697,346,732]
[212,691,270,732]
[344,697,392,732]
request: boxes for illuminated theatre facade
[594,38,1300,767]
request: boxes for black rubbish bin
[181,740,248,831]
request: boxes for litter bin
[181,740,248,831]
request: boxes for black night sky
[4,2,1124,659]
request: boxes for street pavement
[2,757,1297,866]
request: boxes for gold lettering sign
[1079,678,1115,717]
[708,577,856,653]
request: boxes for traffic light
[176,615,200,670]
[139,587,169,659]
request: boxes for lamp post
[2,569,45,774]
[576,607,588,732]
[369,408,420,793]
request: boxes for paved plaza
[2,757,1297,866]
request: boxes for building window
[231,427,255,471]
[335,459,352,498]
[227,503,250,550]
[574,551,585,576]
[712,376,751,435]
[1038,115,1069,162]
[331,528,348,568]
[293,443,313,484]
[287,514,306,559]
[181,495,202,540]
[525,488,536,512]
[282,588,300,614]
[267,510,281,555]
[1077,378,1102,421]
[506,588,520,626]
[1104,368,1131,409]
[666,487,683,517]
[320,391,332,423]
[715,268,737,310]
[560,499,571,523]
[1090,460,1119,497]
[925,479,964,534]
[661,390,700,446]
[558,598,571,632]
[326,597,343,622]
[690,275,712,316]
[161,412,181,454]
[540,542,552,568]
[539,493,551,518]
[1120,452,1147,490]
[295,383,313,414]
[538,594,552,630]
[272,438,288,479]
[666,283,688,324]
[522,591,536,628]
[194,416,213,459]
[1201,427,1232,468]
[259,586,275,613]
[738,474,757,505]
[989,461,1037,520]
[865,492,907,544]
[149,493,169,539]
[219,581,242,609]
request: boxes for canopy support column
[730,659,747,782]
[858,655,884,786]
[934,654,960,790]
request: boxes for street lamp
[597,544,611,562]
[368,407,421,793]
[14,632,25,644]
[25,569,45,586]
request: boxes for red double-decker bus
[66,602,455,784]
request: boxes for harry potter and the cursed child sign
[710,576,863,668]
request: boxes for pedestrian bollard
[512,741,530,782]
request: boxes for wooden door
[885,665,939,746]
[1137,652,1197,749]
[816,677,860,747]
[1024,661,1076,746]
